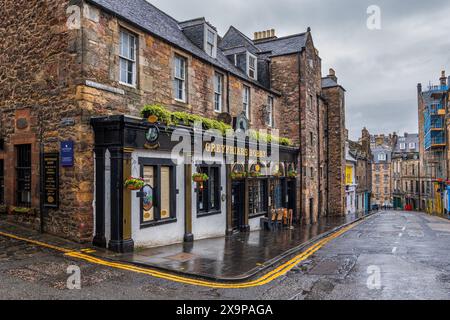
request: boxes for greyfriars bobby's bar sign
[204,142,267,158]
[43,153,59,208]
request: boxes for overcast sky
[149,0,450,140]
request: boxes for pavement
[92,212,372,281]
[1,210,450,300]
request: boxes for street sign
[61,141,74,167]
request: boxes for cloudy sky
[150,0,450,140]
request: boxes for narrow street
[1,211,449,300]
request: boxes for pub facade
[1,0,347,252]
[91,115,297,251]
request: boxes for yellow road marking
[0,219,365,289]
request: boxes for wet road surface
[1,211,450,300]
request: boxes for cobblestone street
[1,211,450,300]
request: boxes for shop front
[91,115,298,253]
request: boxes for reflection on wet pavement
[103,213,369,280]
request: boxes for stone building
[417,71,449,215]
[370,133,396,208]
[0,0,347,252]
[391,133,420,210]
[322,70,347,217]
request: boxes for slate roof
[321,77,338,88]
[393,134,419,153]
[253,33,308,57]
[372,146,392,164]
[219,26,261,54]
[86,0,276,92]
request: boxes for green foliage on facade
[140,104,293,146]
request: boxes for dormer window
[204,26,217,58]
[247,53,257,80]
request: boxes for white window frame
[378,153,386,161]
[409,142,416,149]
[204,26,217,58]
[246,52,258,80]
[173,55,187,102]
[214,72,223,113]
[399,143,406,150]
[243,85,250,119]
[119,29,137,87]
[267,96,274,127]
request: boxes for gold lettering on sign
[204,143,267,158]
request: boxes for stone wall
[0,0,97,241]
[322,85,346,216]
[79,4,281,132]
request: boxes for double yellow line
[0,220,361,289]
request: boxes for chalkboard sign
[61,141,74,167]
[44,153,59,208]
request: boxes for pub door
[231,181,245,231]
[286,180,296,213]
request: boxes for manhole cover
[165,253,196,262]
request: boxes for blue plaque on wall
[61,141,74,167]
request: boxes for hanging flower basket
[124,177,145,191]
[249,171,262,178]
[192,173,209,183]
[273,171,283,178]
[231,172,247,180]
[287,170,297,178]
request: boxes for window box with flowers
[10,207,36,216]
[124,177,145,191]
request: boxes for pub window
[249,179,268,217]
[197,165,221,216]
[119,29,137,86]
[139,158,177,227]
[173,55,187,102]
[0,159,4,205]
[16,144,32,207]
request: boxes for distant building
[350,127,373,214]
[345,141,357,214]
[392,133,420,210]
[417,71,449,215]
[371,143,394,208]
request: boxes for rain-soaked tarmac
[95,212,369,280]
[1,211,450,300]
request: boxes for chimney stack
[254,29,276,42]
[328,68,337,82]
